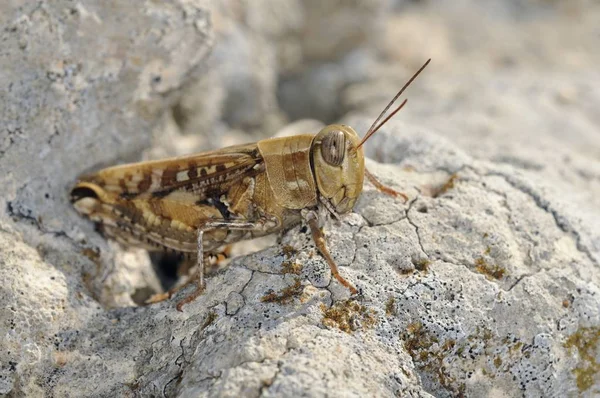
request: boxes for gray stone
[4,118,599,395]
[2,0,600,397]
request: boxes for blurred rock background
[2,0,599,396]
[162,0,600,213]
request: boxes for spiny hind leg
[175,219,273,311]
[365,168,408,202]
[145,230,208,308]
[175,229,207,311]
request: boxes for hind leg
[146,229,208,307]
[175,220,269,311]
[174,229,207,311]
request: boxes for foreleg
[365,168,408,202]
[303,210,358,295]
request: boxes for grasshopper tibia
[174,229,206,311]
[304,210,358,295]
[176,220,269,311]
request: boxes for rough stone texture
[172,0,388,141]
[0,0,212,394]
[2,0,600,397]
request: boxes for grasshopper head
[311,124,365,214]
[311,60,431,214]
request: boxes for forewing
[77,143,263,201]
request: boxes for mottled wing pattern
[71,143,265,253]
[78,143,263,200]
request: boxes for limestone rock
[2,0,600,397]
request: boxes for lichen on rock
[2,1,600,397]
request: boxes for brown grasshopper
[70,59,430,311]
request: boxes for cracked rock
[3,118,599,395]
[2,1,600,397]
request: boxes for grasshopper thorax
[311,124,365,214]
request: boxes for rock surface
[2,1,600,397]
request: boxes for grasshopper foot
[175,280,205,312]
[144,267,204,307]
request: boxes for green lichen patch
[414,258,431,272]
[401,324,533,395]
[493,356,503,368]
[564,326,600,392]
[281,261,303,275]
[201,310,218,331]
[321,300,377,333]
[281,245,298,259]
[474,257,506,280]
[261,279,303,305]
[385,297,396,316]
[402,322,464,396]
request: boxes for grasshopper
[70,60,430,311]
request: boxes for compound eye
[321,130,346,166]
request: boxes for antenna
[356,58,431,150]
